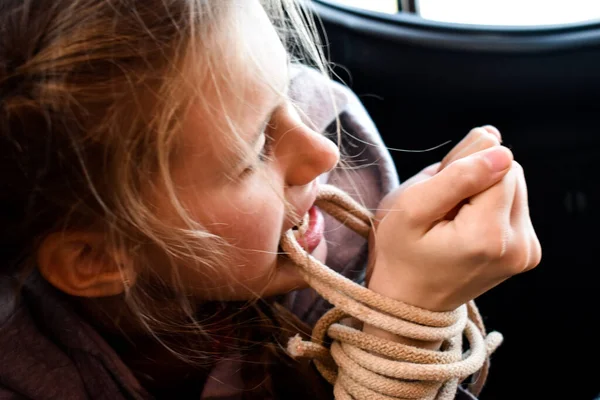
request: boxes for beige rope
[281,184,503,399]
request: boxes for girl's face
[152,0,339,300]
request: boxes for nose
[276,111,340,187]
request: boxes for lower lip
[295,206,324,253]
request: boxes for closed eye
[239,132,274,177]
[258,133,274,162]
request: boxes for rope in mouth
[292,213,309,236]
[280,184,502,400]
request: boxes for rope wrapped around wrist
[280,184,503,400]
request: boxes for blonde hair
[0,0,332,363]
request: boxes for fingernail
[482,148,511,172]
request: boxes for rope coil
[280,184,503,400]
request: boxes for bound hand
[367,126,541,311]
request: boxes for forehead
[174,1,289,183]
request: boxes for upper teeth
[295,214,309,235]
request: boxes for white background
[328,0,600,26]
[418,0,600,26]
[328,0,398,14]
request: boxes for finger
[509,162,529,225]
[464,164,518,233]
[402,146,513,225]
[524,225,542,272]
[444,168,517,269]
[508,164,542,271]
[440,133,502,219]
[403,162,442,188]
[422,162,441,177]
[443,133,501,172]
[375,162,442,220]
[441,127,501,170]
[482,125,502,141]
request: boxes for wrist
[367,260,455,312]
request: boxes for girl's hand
[367,128,541,312]
[440,125,502,170]
[379,126,503,208]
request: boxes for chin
[203,240,330,300]
[250,239,328,298]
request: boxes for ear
[37,231,137,297]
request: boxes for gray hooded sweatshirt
[0,66,478,400]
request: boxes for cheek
[209,204,284,282]
[206,188,285,259]
[229,208,282,251]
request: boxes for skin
[39,0,541,321]
[368,130,541,314]
[38,3,341,390]
[149,0,339,300]
[37,2,541,382]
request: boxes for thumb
[404,146,513,225]
[373,162,441,222]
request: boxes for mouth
[291,206,324,254]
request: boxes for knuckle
[470,126,500,146]
[511,160,524,175]
[526,237,543,270]
[402,207,422,225]
[504,232,542,274]
[482,125,502,140]
[468,225,508,261]
[468,127,488,140]
[398,185,424,223]
[506,244,530,274]
[452,159,481,191]
[532,240,543,267]
[480,133,500,147]
[510,162,528,189]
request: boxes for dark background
[314,2,600,399]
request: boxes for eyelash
[259,133,274,162]
[240,133,274,177]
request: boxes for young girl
[0,0,541,399]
